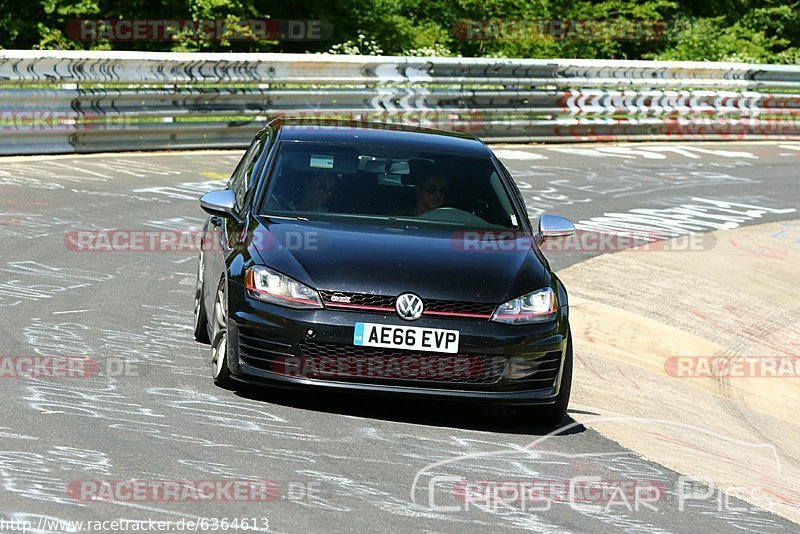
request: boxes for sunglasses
[424,185,448,195]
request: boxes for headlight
[245,266,322,309]
[491,287,556,324]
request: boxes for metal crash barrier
[2,50,800,154]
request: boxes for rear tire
[210,280,235,389]
[193,252,210,344]
[508,332,573,427]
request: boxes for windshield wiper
[263,214,309,221]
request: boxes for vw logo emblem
[396,293,424,321]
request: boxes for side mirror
[200,190,238,219]
[537,214,575,244]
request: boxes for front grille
[318,291,496,318]
[319,291,394,309]
[424,300,496,316]
[295,341,509,385]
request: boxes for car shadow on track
[233,386,585,436]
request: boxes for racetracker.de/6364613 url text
[0,516,270,533]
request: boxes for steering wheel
[416,207,489,226]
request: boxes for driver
[268,173,338,212]
[294,173,338,212]
[391,173,448,216]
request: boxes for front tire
[508,332,573,427]
[210,280,235,389]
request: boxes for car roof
[270,118,493,157]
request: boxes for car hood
[250,218,550,304]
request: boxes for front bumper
[226,280,570,406]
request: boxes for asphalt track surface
[0,142,798,533]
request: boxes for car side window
[228,138,261,214]
[496,161,527,220]
[247,131,271,192]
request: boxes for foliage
[1,0,798,63]
[328,33,384,55]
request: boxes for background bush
[2,0,798,63]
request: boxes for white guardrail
[2,50,800,154]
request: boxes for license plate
[353,322,459,354]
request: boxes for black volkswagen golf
[193,119,576,425]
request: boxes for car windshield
[260,141,521,230]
